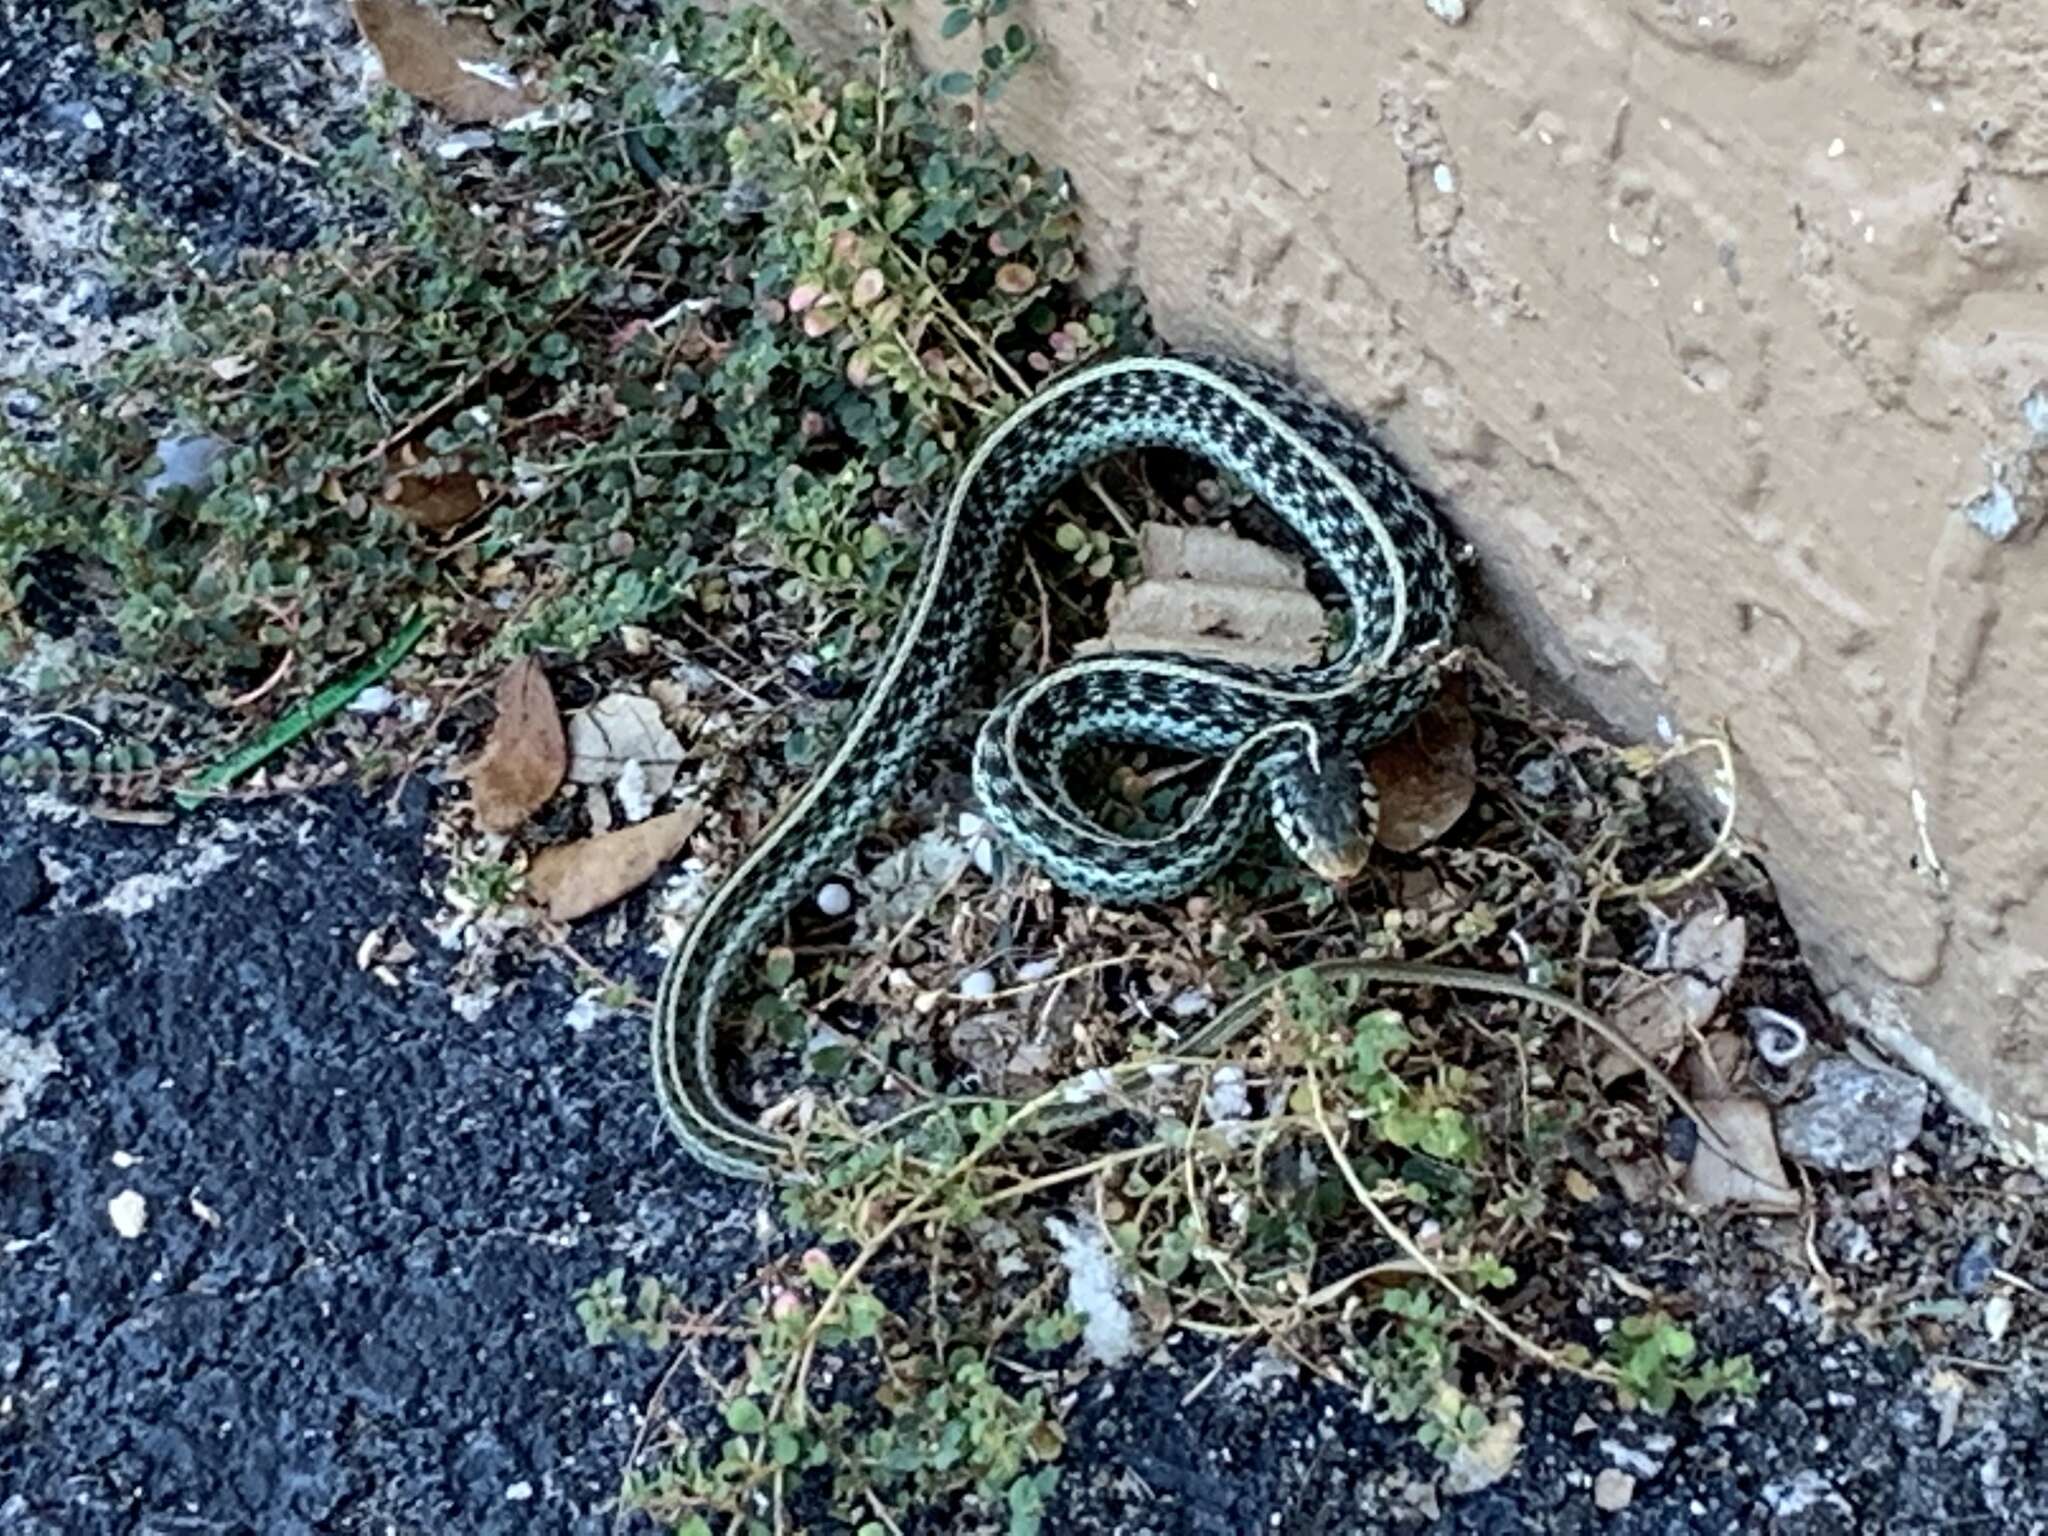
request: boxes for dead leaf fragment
[1368,678,1477,852]
[1682,1096,1800,1213]
[567,692,685,811]
[382,462,484,531]
[463,657,566,833]
[1090,523,1325,669]
[1597,910,1746,1085]
[351,0,537,124]
[1670,906,1746,987]
[525,804,705,922]
[1440,1404,1522,1495]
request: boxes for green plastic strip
[173,609,433,809]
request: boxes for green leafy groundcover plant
[1,0,1141,791]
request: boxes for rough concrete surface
[896,0,2048,1164]
[0,788,762,1534]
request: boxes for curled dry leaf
[463,657,565,833]
[994,261,1038,295]
[1368,676,1476,852]
[525,803,706,923]
[351,0,537,125]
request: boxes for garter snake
[650,353,1728,1182]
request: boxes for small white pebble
[1863,225,1875,244]
[959,969,997,999]
[82,107,105,132]
[815,882,852,917]
[1984,1294,2014,1343]
[1432,163,1456,195]
[111,1149,140,1169]
[1658,117,1672,132]
[505,1481,534,1503]
[108,1189,149,1239]
[348,686,397,715]
[1016,958,1058,983]
[1827,137,1846,158]
[1930,98,1945,114]
[1692,298,1706,314]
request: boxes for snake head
[1267,749,1380,886]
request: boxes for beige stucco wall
[881,1,2048,1161]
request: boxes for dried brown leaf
[1669,907,1746,988]
[461,658,565,833]
[1368,678,1476,852]
[1597,975,1700,1086]
[1682,1096,1800,1212]
[525,804,705,923]
[351,0,536,125]
[1597,908,1746,1084]
[1089,523,1324,670]
[382,461,483,531]
[994,261,1038,295]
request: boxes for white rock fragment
[108,1189,149,1239]
[1984,1294,2014,1344]
[1424,0,1467,23]
[435,129,496,160]
[815,882,852,918]
[1594,1469,1636,1511]
[1204,1065,1251,1121]
[1045,1215,1137,1366]
[612,757,656,824]
[347,685,398,715]
[959,969,997,1000]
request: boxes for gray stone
[1777,1055,1928,1173]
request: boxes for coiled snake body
[654,353,1465,1180]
